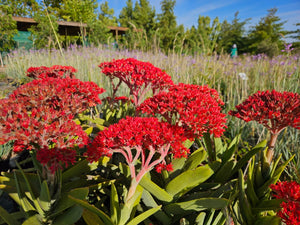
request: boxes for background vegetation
[1,0,300,56]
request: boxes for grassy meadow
[2,45,300,177]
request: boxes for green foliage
[157,0,177,52]
[1,0,39,17]
[132,0,156,37]
[118,0,134,28]
[196,15,221,54]
[98,1,118,26]
[58,0,97,23]
[217,12,250,54]
[0,5,17,56]
[0,156,99,224]
[230,152,294,225]
[28,13,61,49]
[248,8,286,56]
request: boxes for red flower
[99,58,174,106]
[229,90,300,134]
[27,65,77,79]
[0,74,104,172]
[277,201,300,225]
[86,116,189,180]
[271,181,300,225]
[270,181,300,202]
[137,83,227,138]
[36,146,78,173]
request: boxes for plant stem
[266,132,279,164]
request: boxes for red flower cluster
[99,58,174,106]
[86,116,189,179]
[229,90,300,134]
[270,181,300,225]
[0,70,105,172]
[137,83,227,138]
[27,65,77,79]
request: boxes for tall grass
[3,45,300,154]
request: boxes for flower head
[99,58,174,106]
[0,75,104,172]
[271,181,300,225]
[270,181,300,202]
[27,65,77,79]
[86,116,189,173]
[138,83,227,138]
[229,90,300,134]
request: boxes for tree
[0,4,18,66]
[157,0,177,52]
[118,0,134,28]
[98,1,118,26]
[185,25,200,54]
[87,1,116,46]
[197,15,221,54]
[248,8,286,56]
[0,0,39,17]
[217,11,250,54]
[28,13,61,49]
[58,0,97,23]
[132,0,156,37]
[286,23,300,50]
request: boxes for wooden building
[12,16,129,46]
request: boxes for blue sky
[101,0,300,41]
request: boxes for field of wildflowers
[4,46,299,153]
[0,47,299,224]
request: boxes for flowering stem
[266,132,279,164]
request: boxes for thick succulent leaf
[52,205,83,225]
[254,216,281,225]
[182,148,207,171]
[219,134,241,163]
[166,164,213,198]
[257,155,294,199]
[238,170,254,225]
[110,183,120,224]
[0,206,21,225]
[253,199,282,213]
[82,209,106,225]
[164,198,229,216]
[213,160,236,183]
[68,195,113,225]
[62,159,98,182]
[230,140,267,177]
[22,215,43,225]
[38,180,51,212]
[141,190,172,225]
[52,187,89,217]
[139,176,173,202]
[119,185,143,225]
[126,205,162,225]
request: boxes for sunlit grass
[3,45,300,154]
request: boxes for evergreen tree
[197,15,221,54]
[157,0,177,52]
[286,23,300,50]
[185,25,200,54]
[217,12,250,54]
[248,8,286,56]
[28,12,61,49]
[87,1,116,46]
[132,0,156,37]
[1,0,39,17]
[98,1,118,26]
[0,4,18,66]
[119,0,134,28]
[58,0,97,23]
